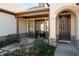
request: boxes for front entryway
[35,20,45,32]
[35,19,49,38]
[59,15,71,41]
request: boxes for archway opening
[56,10,76,42]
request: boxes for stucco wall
[0,12,16,36]
[19,18,27,34]
[71,13,76,36]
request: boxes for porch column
[49,5,57,47]
[33,18,35,37]
[45,18,47,32]
[26,19,28,36]
[49,16,57,46]
[16,17,20,42]
[76,13,79,48]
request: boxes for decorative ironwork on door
[59,15,71,40]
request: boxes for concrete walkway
[55,42,79,56]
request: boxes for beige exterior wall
[19,18,27,34]
[71,13,76,36]
[0,12,16,36]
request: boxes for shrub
[0,34,19,48]
[32,39,56,56]
[4,49,31,56]
[6,34,19,43]
[0,40,7,48]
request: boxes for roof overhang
[0,7,49,17]
[0,8,16,15]
[16,7,49,18]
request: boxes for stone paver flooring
[55,42,79,56]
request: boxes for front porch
[16,8,49,41]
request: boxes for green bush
[33,39,56,56]
[6,34,19,43]
[0,40,7,48]
[0,34,19,48]
[4,49,31,56]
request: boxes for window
[28,20,34,32]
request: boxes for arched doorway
[56,10,76,42]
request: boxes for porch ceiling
[16,7,49,18]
